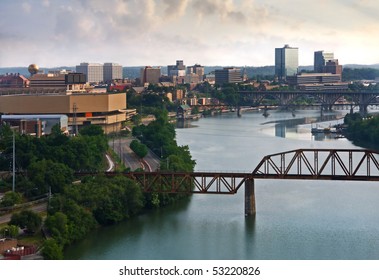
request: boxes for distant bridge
[237,90,379,114]
[76,149,379,216]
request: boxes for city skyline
[1,0,379,68]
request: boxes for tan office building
[0,92,127,134]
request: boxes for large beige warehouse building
[0,91,127,134]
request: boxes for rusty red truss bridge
[75,149,379,195]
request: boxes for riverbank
[343,112,379,151]
[63,109,379,260]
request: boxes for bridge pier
[237,106,242,117]
[245,179,256,217]
[359,105,368,116]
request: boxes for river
[64,109,379,260]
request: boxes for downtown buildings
[314,51,342,75]
[314,51,335,73]
[0,64,128,135]
[215,67,242,84]
[275,44,299,81]
[76,62,122,83]
[275,45,345,90]
[140,66,161,85]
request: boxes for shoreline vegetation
[1,109,377,259]
[0,109,195,259]
[343,112,379,151]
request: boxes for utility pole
[12,130,15,192]
[73,103,78,135]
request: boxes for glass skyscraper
[275,44,299,81]
[314,51,334,73]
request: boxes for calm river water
[65,109,379,260]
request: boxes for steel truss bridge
[76,149,379,216]
[237,90,379,114]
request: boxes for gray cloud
[191,0,244,23]
[0,0,378,67]
[162,0,189,19]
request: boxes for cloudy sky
[1,0,378,67]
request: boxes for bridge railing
[103,171,254,194]
[252,149,379,181]
[74,149,379,196]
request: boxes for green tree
[9,210,42,234]
[1,225,19,238]
[0,124,13,150]
[62,199,98,242]
[79,125,105,137]
[45,212,69,245]
[131,114,142,126]
[28,159,73,194]
[63,176,144,225]
[42,239,64,260]
[130,140,148,158]
[0,191,23,207]
[223,86,239,106]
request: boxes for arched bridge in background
[237,90,379,115]
[77,149,379,216]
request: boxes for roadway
[109,137,161,172]
[0,202,47,225]
[0,137,159,224]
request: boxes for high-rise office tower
[187,64,205,81]
[324,59,342,75]
[76,62,104,83]
[167,60,186,77]
[314,51,334,73]
[215,67,242,84]
[103,63,123,82]
[275,44,299,81]
[140,66,161,85]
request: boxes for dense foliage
[127,90,177,114]
[3,124,107,172]
[44,175,144,250]
[129,140,148,158]
[132,110,195,172]
[0,124,108,199]
[342,68,379,82]
[0,191,22,207]
[1,115,196,258]
[132,109,196,208]
[9,210,42,234]
[344,112,379,150]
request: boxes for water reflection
[261,110,346,140]
[64,108,379,260]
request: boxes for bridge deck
[75,149,379,194]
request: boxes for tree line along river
[64,109,379,260]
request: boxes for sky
[1,0,379,68]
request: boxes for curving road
[109,137,161,172]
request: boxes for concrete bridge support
[245,179,256,217]
[359,105,368,116]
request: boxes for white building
[103,63,123,82]
[76,62,123,83]
[76,63,104,83]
